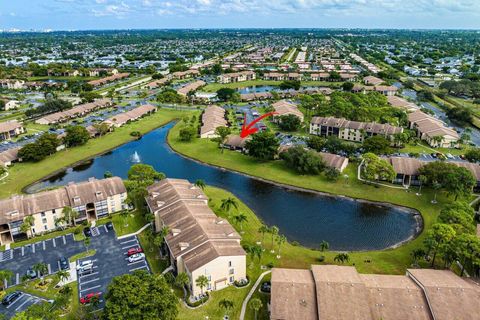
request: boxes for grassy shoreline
[201,79,343,92]
[0,109,196,198]
[167,121,453,275]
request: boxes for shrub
[130,131,141,137]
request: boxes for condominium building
[200,105,228,138]
[0,177,127,245]
[310,116,403,143]
[0,120,25,141]
[271,265,480,320]
[145,178,246,297]
[217,71,256,84]
[408,110,460,148]
[272,100,304,123]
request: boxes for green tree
[83,237,91,252]
[62,206,78,226]
[215,126,231,153]
[424,223,456,267]
[258,225,269,243]
[362,153,395,181]
[276,234,287,256]
[362,135,392,155]
[233,213,248,231]
[319,240,330,252]
[0,269,14,291]
[249,298,263,320]
[218,299,234,317]
[64,125,90,147]
[194,179,206,190]
[245,131,279,160]
[179,126,196,142]
[438,202,475,234]
[195,275,209,295]
[32,262,48,285]
[411,248,425,266]
[216,88,239,102]
[453,233,480,276]
[175,272,190,290]
[270,225,279,251]
[220,197,238,215]
[277,114,301,131]
[280,146,325,175]
[104,270,178,320]
[334,253,350,264]
[324,167,340,181]
[56,270,70,283]
[465,148,480,163]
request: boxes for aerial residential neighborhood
[0,1,479,320]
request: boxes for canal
[26,122,421,251]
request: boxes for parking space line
[121,243,139,250]
[6,293,24,309]
[21,246,24,256]
[120,239,137,244]
[53,238,56,247]
[103,225,108,233]
[127,260,145,266]
[15,296,32,311]
[62,235,66,245]
[79,278,100,287]
[16,273,19,285]
[79,271,99,279]
[47,264,51,274]
[80,285,101,293]
[32,244,35,253]
[129,264,148,272]
[42,241,46,250]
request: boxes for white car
[128,253,145,263]
[76,260,93,272]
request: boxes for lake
[26,122,421,251]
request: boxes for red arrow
[240,111,276,138]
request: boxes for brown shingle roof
[0,121,23,133]
[311,116,403,135]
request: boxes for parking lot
[0,291,49,319]
[0,224,149,315]
[76,225,148,309]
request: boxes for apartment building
[310,116,403,143]
[0,120,25,141]
[0,79,25,90]
[200,105,228,138]
[217,71,256,84]
[36,98,113,125]
[387,96,419,112]
[103,104,157,128]
[271,265,480,320]
[145,179,246,297]
[177,80,206,96]
[1,99,20,111]
[408,110,460,148]
[271,100,304,123]
[0,177,127,245]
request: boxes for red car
[127,247,144,256]
[80,292,101,304]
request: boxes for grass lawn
[168,122,456,276]
[7,227,85,250]
[0,108,196,199]
[107,210,148,236]
[70,249,96,262]
[201,79,342,92]
[137,230,168,274]
[399,141,466,156]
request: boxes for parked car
[83,227,92,237]
[106,221,114,230]
[26,268,37,279]
[80,292,101,305]
[59,257,69,270]
[2,291,22,306]
[76,260,93,272]
[128,253,145,263]
[127,247,144,257]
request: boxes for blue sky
[1,0,480,30]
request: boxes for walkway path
[239,270,271,320]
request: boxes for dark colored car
[106,221,114,230]
[127,247,144,257]
[261,281,271,293]
[2,291,22,306]
[59,257,69,270]
[83,227,92,237]
[80,292,101,305]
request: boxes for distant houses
[310,116,403,143]
[408,110,460,148]
[271,100,304,123]
[319,152,349,173]
[145,178,246,297]
[200,105,228,138]
[35,99,113,125]
[387,96,419,112]
[351,84,398,96]
[0,147,21,167]
[103,104,157,128]
[87,73,130,87]
[217,71,255,84]
[0,120,25,141]
[177,80,206,96]
[1,99,20,111]
[270,265,479,320]
[0,79,25,90]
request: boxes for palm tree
[195,275,209,296]
[33,262,48,285]
[220,197,238,215]
[258,225,269,244]
[153,226,169,249]
[54,217,64,230]
[60,284,72,297]
[249,244,263,263]
[270,226,279,252]
[175,272,190,292]
[83,237,91,253]
[431,181,442,204]
[0,269,14,291]
[417,175,427,195]
[319,240,330,252]
[411,248,425,266]
[233,213,248,231]
[276,234,286,257]
[56,270,70,283]
[194,179,206,190]
[249,298,263,320]
[62,206,77,226]
[334,253,350,264]
[23,215,35,238]
[218,299,234,317]
[20,222,32,238]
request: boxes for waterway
[26,123,421,251]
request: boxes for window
[228,261,232,267]
[41,212,45,217]
[207,283,211,290]
[42,218,47,224]
[44,225,48,231]
[229,268,235,275]
[207,275,211,281]
[229,276,234,283]
[52,209,56,214]
[31,228,35,234]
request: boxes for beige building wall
[30,207,64,235]
[107,193,127,213]
[339,128,363,142]
[187,254,247,296]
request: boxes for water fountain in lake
[131,151,141,163]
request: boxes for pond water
[26,123,421,251]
